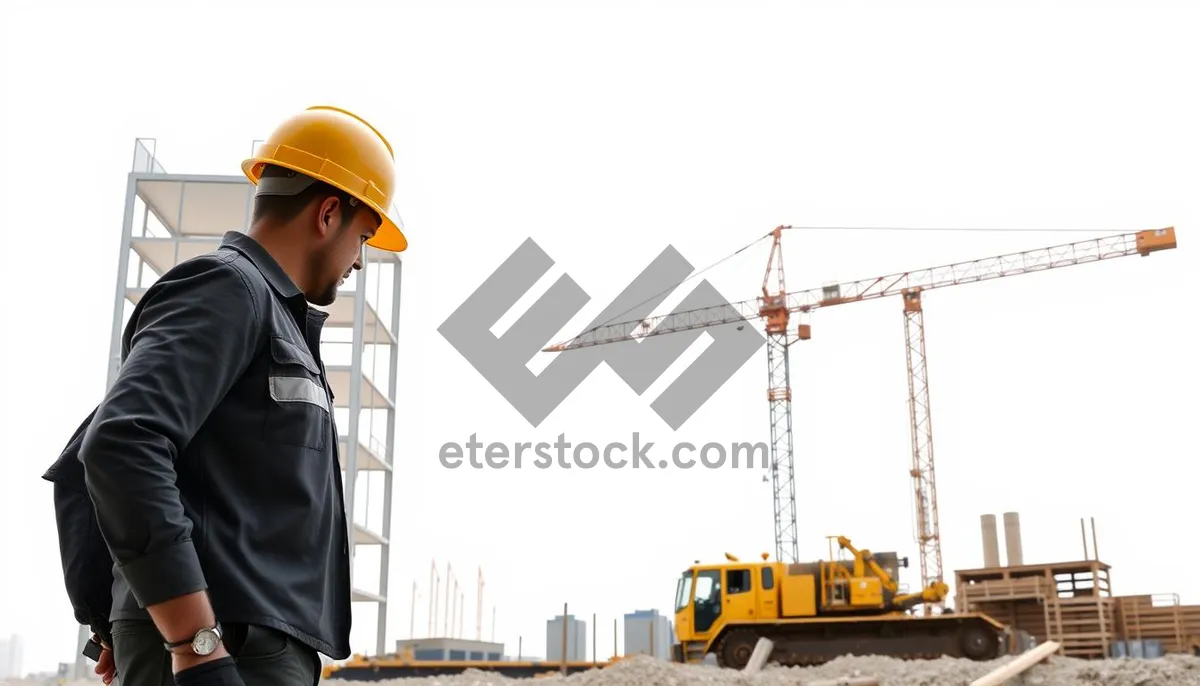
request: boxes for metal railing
[132,138,167,174]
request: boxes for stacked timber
[954,560,1116,659]
[1115,593,1200,654]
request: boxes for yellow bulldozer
[671,535,1006,668]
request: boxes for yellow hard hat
[242,105,407,252]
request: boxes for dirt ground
[14,653,1197,685]
[319,653,1200,685]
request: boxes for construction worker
[75,106,407,686]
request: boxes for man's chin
[308,287,339,307]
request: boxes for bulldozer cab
[674,555,779,649]
[675,567,723,638]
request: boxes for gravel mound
[13,653,1197,686]
[320,653,1200,685]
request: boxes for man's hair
[251,163,360,226]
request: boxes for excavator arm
[835,536,899,593]
[835,536,949,612]
[893,581,951,612]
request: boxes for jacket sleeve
[43,407,115,645]
[80,254,264,609]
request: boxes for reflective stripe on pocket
[269,375,330,413]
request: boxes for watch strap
[164,623,222,652]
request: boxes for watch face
[193,630,220,656]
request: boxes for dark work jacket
[43,406,114,647]
[71,231,352,659]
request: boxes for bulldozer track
[710,616,1002,669]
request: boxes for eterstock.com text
[438,433,769,470]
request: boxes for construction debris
[968,640,1059,686]
[743,637,775,673]
[319,652,1200,685]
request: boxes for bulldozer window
[674,572,693,612]
[693,570,722,633]
[761,567,774,590]
[726,568,751,594]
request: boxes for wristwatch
[164,624,223,656]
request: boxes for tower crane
[543,226,1178,594]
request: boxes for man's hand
[92,636,116,685]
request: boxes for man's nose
[353,245,365,270]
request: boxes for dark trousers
[110,620,320,686]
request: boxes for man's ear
[315,196,342,237]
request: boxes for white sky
[2,0,1198,676]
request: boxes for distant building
[0,634,24,678]
[545,614,587,661]
[395,637,504,661]
[624,609,674,660]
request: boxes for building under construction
[956,512,1200,659]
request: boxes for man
[78,105,408,686]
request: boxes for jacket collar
[218,231,302,301]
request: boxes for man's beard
[306,247,343,307]
[311,281,339,306]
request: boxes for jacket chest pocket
[263,336,331,452]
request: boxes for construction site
[34,139,1184,686]
[0,125,1186,678]
[317,221,1195,684]
[2,2,1195,684]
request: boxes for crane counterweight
[1136,227,1177,255]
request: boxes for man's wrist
[90,633,110,650]
[89,620,113,649]
[164,622,223,654]
[145,590,219,654]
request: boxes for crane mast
[760,227,801,563]
[542,226,1177,587]
[902,288,941,613]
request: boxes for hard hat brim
[368,214,408,252]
